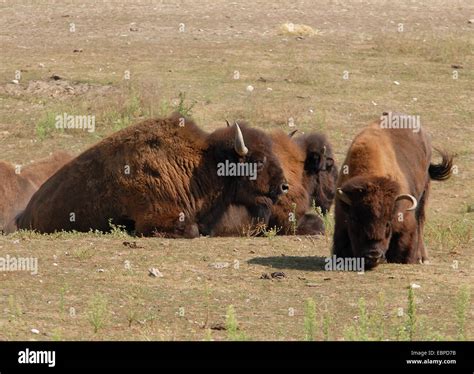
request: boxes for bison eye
[256,156,267,171]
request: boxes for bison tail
[429,148,454,181]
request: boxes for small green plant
[203,328,213,341]
[126,307,139,328]
[51,329,62,341]
[304,298,317,341]
[107,219,129,238]
[88,293,108,333]
[321,307,332,342]
[455,286,470,340]
[225,305,246,341]
[406,287,417,341]
[262,225,280,239]
[312,202,334,240]
[59,283,69,313]
[357,298,370,341]
[371,292,386,341]
[72,246,94,260]
[103,90,144,131]
[158,98,171,117]
[36,111,59,140]
[173,92,196,117]
[343,325,357,341]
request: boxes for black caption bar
[0,342,472,372]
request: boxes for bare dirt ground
[0,0,473,340]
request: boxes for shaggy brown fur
[1,152,73,233]
[17,114,288,237]
[294,132,338,214]
[212,130,325,236]
[333,115,454,269]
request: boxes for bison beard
[333,116,454,269]
[16,114,288,237]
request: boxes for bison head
[295,133,336,173]
[212,122,289,223]
[233,122,288,202]
[336,176,417,269]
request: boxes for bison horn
[395,194,418,211]
[234,122,248,156]
[288,129,298,138]
[322,145,327,156]
[226,120,231,127]
[337,188,352,206]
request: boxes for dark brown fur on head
[203,122,288,231]
[294,133,338,214]
[336,175,400,268]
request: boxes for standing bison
[0,152,72,233]
[17,114,289,237]
[333,113,453,269]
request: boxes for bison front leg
[134,209,199,238]
[332,204,352,258]
[386,217,421,264]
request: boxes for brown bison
[21,151,73,188]
[17,114,289,237]
[333,114,453,269]
[1,152,72,233]
[293,132,338,214]
[212,127,326,236]
[0,162,37,232]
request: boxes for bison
[293,132,338,215]
[1,152,72,233]
[333,113,453,269]
[17,114,289,237]
[212,126,328,236]
[21,151,73,188]
[0,162,37,233]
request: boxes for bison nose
[365,249,383,260]
[280,182,289,194]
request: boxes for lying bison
[293,132,338,215]
[333,113,453,269]
[17,114,289,237]
[0,152,72,233]
[212,126,329,236]
[21,151,73,188]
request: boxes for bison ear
[325,157,335,170]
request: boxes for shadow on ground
[248,256,327,271]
